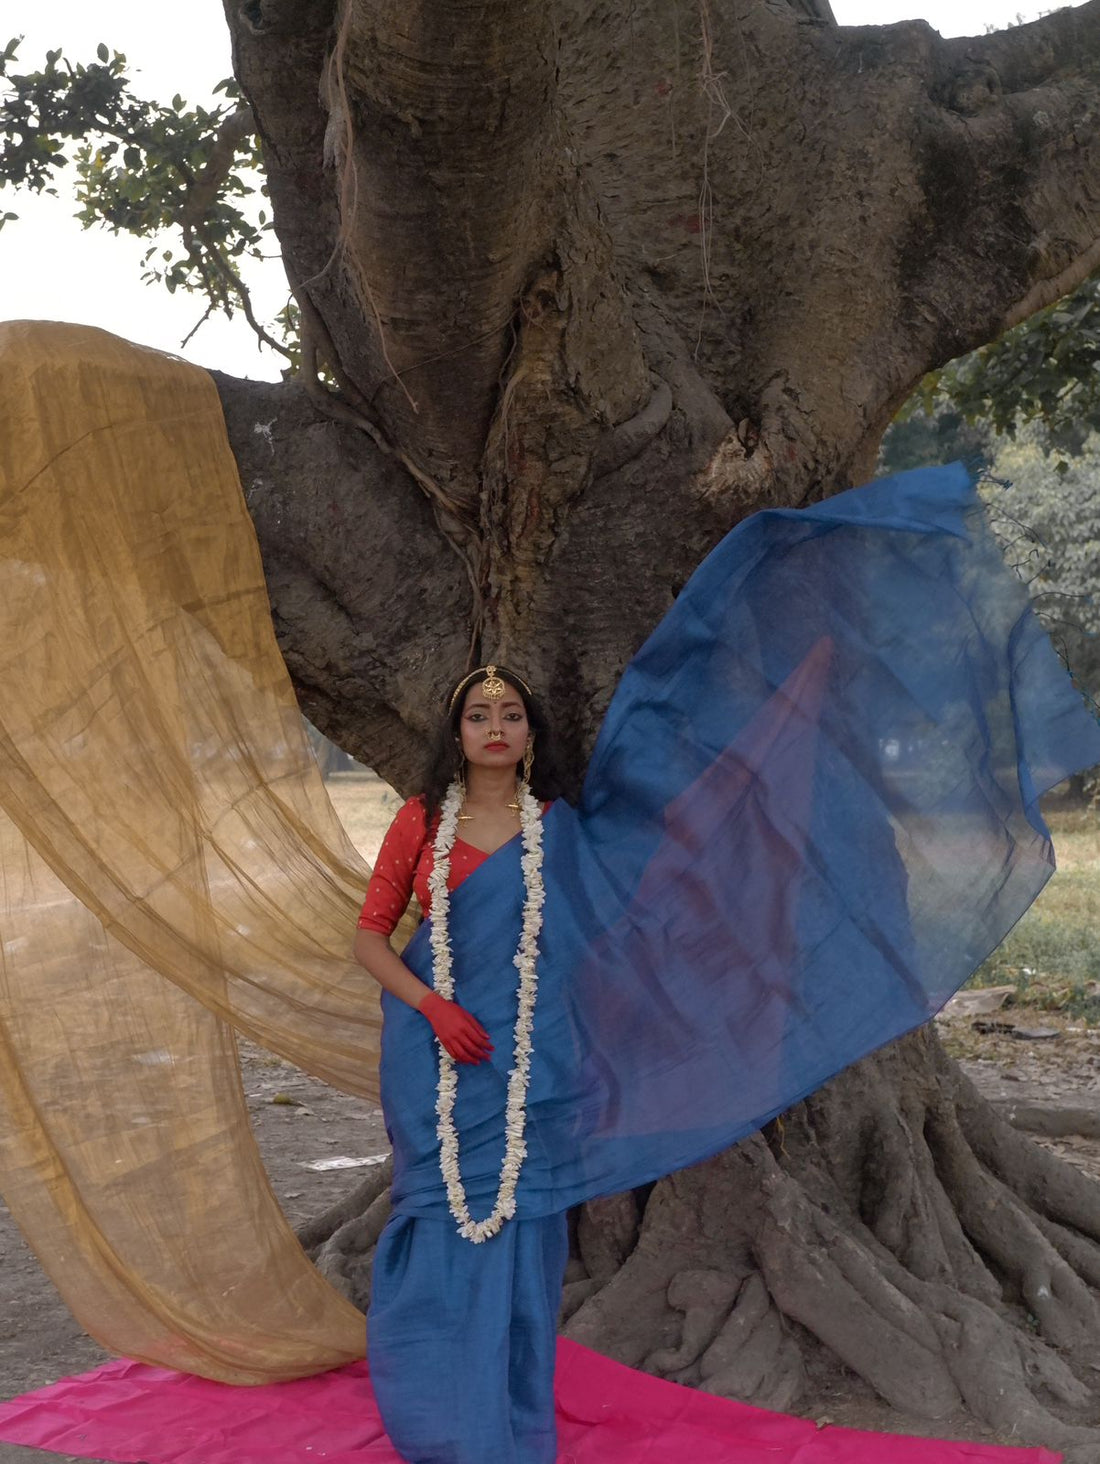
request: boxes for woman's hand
[418,992,494,1064]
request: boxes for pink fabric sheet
[0,1339,1060,1464]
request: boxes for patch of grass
[969,807,1100,1020]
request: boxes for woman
[354,663,568,1463]
[353,463,1100,1464]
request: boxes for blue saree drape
[369,461,1100,1462]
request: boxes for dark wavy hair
[422,665,566,819]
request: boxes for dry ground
[3,781,1100,1461]
[941,800,1100,1191]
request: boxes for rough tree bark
[214,0,1100,1447]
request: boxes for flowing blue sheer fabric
[379,462,1100,1220]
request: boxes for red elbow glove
[419,992,493,1064]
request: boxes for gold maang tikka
[481,665,506,702]
[447,663,532,714]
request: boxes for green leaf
[0,45,292,367]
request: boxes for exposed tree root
[295,1156,393,1251]
[559,1028,1100,1450]
[296,1157,392,1311]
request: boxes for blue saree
[369,461,1100,1461]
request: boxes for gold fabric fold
[0,321,406,1381]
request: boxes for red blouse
[357,796,549,936]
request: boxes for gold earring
[454,740,472,819]
[522,739,534,786]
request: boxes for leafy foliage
[901,273,1100,463]
[0,36,294,359]
[878,401,991,477]
[883,409,1100,718]
[883,267,1100,721]
[985,433,1100,710]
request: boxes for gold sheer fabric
[0,321,408,1382]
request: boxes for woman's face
[458,679,530,772]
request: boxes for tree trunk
[213,0,1100,1444]
[566,1029,1100,1443]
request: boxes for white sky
[0,0,1080,382]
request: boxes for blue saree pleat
[369,461,1100,1459]
[369,1213,567,1464]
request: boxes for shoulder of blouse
[369,796,428,867]
[394,794,428,831]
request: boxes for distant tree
[879,399,992,475]
[985,433,1100,707]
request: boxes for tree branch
[326,0,563,495]
[227,0,568,503]
[208,369,472,784]
[548,0,1100,489]
[179,104,255,231]
[917,2,1100,335]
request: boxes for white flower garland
[427,779,546,1243]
